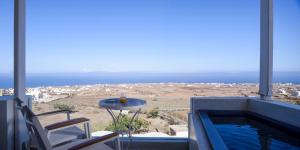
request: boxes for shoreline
[1,82,299,89]
[1,83,299,103]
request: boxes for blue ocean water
[0,72,299,88]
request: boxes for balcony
[1,0,300,149]
[1,95,300,150]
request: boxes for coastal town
[1,83,300,103]
[1,83,299,136]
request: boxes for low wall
[0,96,14,150]
[248,98,300,128]
[189,96,300,150]
[188,113,211,150]
[190,97,248,113]
[191,96,300,127]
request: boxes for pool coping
[198,112,227,150]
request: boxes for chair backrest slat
[32,116,52,150]
[15,98,52,150]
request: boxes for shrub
[105,115,150,132]
[152,98,158,101]
[168,117,179,125]
[147,109,159,118]
[53,103,75,111]
[35,107,42,111]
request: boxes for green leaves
[105,115,150,132]
[53,103,75,111]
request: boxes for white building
[290,90,300,98]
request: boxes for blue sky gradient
[1,0,299,74]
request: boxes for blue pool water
[210,115,300,150]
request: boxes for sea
[0,72,299,88]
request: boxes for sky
[0,0,300,74]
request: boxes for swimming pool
[199,111,300,150]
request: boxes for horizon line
[1,71,300,75]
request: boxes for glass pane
[273,0,300,105]
[0,0,13,94]
[25,0,259,139]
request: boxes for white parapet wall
[190,97,248,113]
[189,96,300,150]
[0,96,32,150]
[248,98,300,128]
[0,96,14,150]
[190,96,300,127]
[188,113,211,150]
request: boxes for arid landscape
[6,83,298,136]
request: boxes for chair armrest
[35,110,77,117]
[68,132,119,150]
[45,117,89,131]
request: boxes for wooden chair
[16,98,120,150]
[35,109,91,147]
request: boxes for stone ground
[32,83,300,134]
